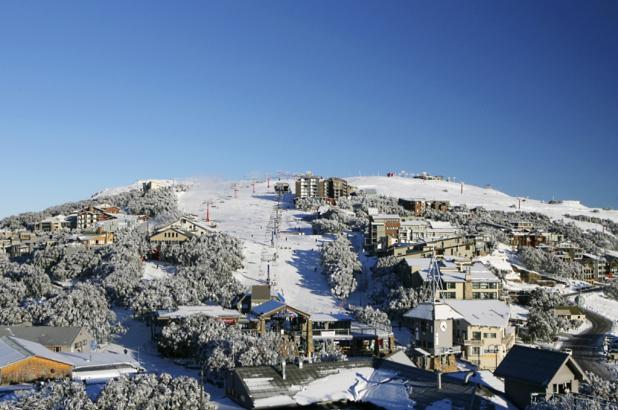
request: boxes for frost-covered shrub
[321,235,361,299]
[96,373,215,410]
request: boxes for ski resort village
[2,172,618,410]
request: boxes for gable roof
[251,300,310,318]
[494,345,586,387]
[0,336,74,368]
[0,326,87,347]
[151,225,194,239]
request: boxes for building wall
[0,357,72,385]
[455,323,510,371]
[504,379,545,409]
[150,230,191,243]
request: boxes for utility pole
[200,367,205,408]
[252,181,255,194]
[460,182,464,195]
[267,177,270,188]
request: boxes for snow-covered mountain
[348,175,618,231]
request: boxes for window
[472,332,481,340]
[446,282,456,289]
[54,347,61,352]
[472,347,481,355]
[483,333,497,339]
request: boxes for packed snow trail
[178,178,345,314]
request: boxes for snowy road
[563,308,615,380]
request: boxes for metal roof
[0,326,86,347]
[0,336,73,368]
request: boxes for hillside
[348,176,618,232]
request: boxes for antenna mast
[428,251,444,302]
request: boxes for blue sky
[1,1,617,216]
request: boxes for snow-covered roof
[310,312,353,322]
[403,302,464,321]
[582,253,606,261]
[445,300,511,328]
[509,304,529,322]
[60,350,141,371]
[251,300,287,316]
[372,214,400,220]
[0,336,73,368]
[39,214,67,223]
[157,305,241,320]
[416,262,499,283]
[400,219,428,227]
[0,326,86,346]
[427,220,456,230]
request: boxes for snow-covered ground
[92,179,182,198]
[580,292,618,337]
[178,178,346,315]
[348,176,618,231]
[292,366,415,409]
[108,308,242,409]
[142,261,176,281]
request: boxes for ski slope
[178,178,346,315]
[348,176,618,231]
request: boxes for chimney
[282,360,286,380]
[437,371,442,390]
[465,266,472,282]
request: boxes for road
[562,308,615,380]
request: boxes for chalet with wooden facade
[0,336,73,384]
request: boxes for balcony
[431,345,461,355]
[464,339,483,347]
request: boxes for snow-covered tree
[315,340,347,362]
[158,315,288,378]
[523,288,577,343]
[30,283,122,343]
[321,235,361,299]
[159,231,244,272]
[96,373,215,410]
[352,305,392,332]
[0,379,96,410]
[311,218,345,234]
[518,247,584,279]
